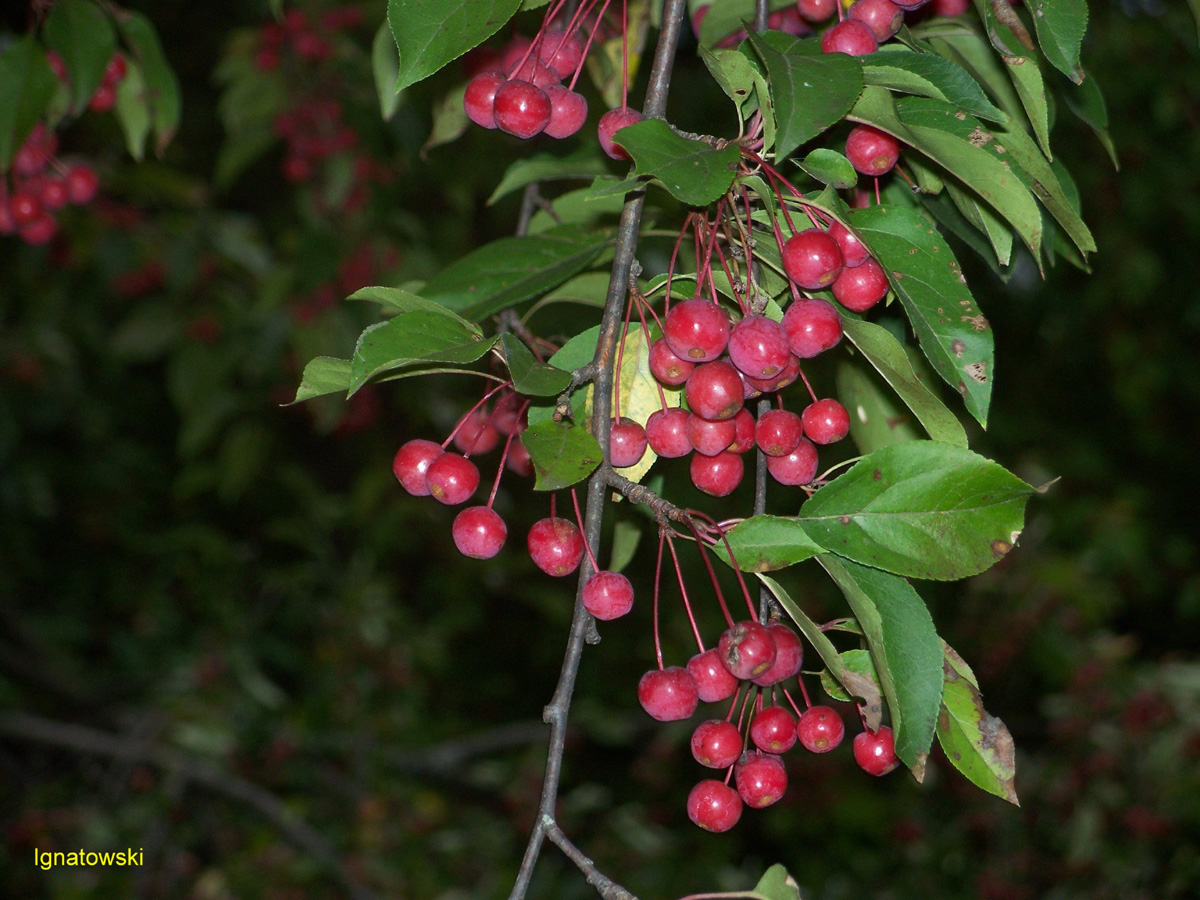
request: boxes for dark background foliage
[2,1,1198,898]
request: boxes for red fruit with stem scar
[719,620,777,680]
[649,337,695,385]
[854,726,901,775]
[663,299,730,362]
[846,124,901,176]
[645,407,693,458]
[425,452,480,505]
[581,570,635,620]
[527,516,585,576]
[735,751,787,808]
[638,666,699,721]
[727,315,790,380]
[690,450,744,497]
[609,417,648,467]
[393,439,443,496]
[832,256,890,312]
[802,398,850,445]
[755,409,804,458]
[750,706,798,754]
[685,360,744,420]
[452,506,508,559]
[752,623,804,686]
[686,648,740,702]
[492,79,552,139]
[687,779,742,832]
[691,719,743,769]
[782,229,843,290]
[797,706,845,753]
[766,439,819,486]
[821,19,879,56]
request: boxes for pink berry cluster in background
[1,122,100,247]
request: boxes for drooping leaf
[993,122,1097,257]
[798,441,1034,580]
[759,574,884,730]
[115,11,182,155]
[849,88,1042,265]
[348,312,498,392]
[387,0,521,92]
[818,557,944,768]
[1002,50,1052,160]
[44,0,116,115]
[521,420,603,491]
[796,148,858,189]
[837,360,922,454]
[421,224,611,319]
[713,515,825,572]
[487,146,610,205]
[114,60,151,160]
[500,333,572,397]
[919,190,1007,275]
[862,47,1006,123]
[938,643,1019,804]
[819,649,880,703]
[1062,69,1117,168]
[841,317,969,448]
[945,180,1014,268]
[848,203,995,426]
[292,357,352,403]
[348,286,481,332]
[753,864,802,900]
[1027,0,1087,82]
[0,36,59,171]
[745,30,863,160]
[614,119,742,206]
[372,21,402,120]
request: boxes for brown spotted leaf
[937,643,1019,804]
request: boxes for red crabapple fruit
[527,516,585,576]
[452,506,508,559]
[638,666,699,721]
[687,779,743,832]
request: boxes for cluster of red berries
[392,385,638,620]
[463,5,644,159]
[0,123,100,246]
[696,0,970,57]
[635,615,899,831]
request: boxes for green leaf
[614,119,741,206]
[818,557,944,768]
[745,30,864,160]
[521,420,603,491]
[713,515,825,572]
[387,0,521,92]
[849,88,1042,265]
[841,317,969,448]
[759,574,885,729]
[526,325,599,428]
[945,180,1014,268]
[347,286,481,332]
[1189,0,1200,50]
[1025,0,1087,83]
[1062,69,1117,169]
[836,360,922,454]
[993,123,1097,258]
[44,0,116,115]
[372,22,402,120]
[0,36,59,171]
[938,643,1019,804]
[292,357,352,403]
[820,649,880,703]
[115,11,182,155]
[848,203,994,426]
[798,441,1034,580]
[421,225,611,319]
[608,518,642,574]
[422,83,469,154]
[753,864,801,900]
[699,44,758,111]
[1003,51,1052,160]
[796,148,858,189]
[500,334,572,397]
[114,60,151,160]
[862,47,1006,124]
[487,146,609,206]
[348,312,498,392]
